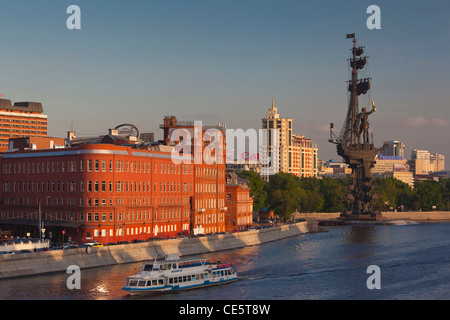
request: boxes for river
[1,222,450,300]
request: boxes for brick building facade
[1,141,194,244]
[225,169,253,232]
[0,116,253,244]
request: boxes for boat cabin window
[143,264,153,271]
[161,262,178,270]
[129,280,138,286]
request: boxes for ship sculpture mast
[329,33,381,219]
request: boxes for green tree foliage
[373,177,414,211]
[236,170,267,211]
[412,179,447,211]
[237,170,449,217]
[373,177,449,212]
[319,176,351,212]
[265,172,307,220]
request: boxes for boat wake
[386,220,420,226]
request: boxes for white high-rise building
[430,153,445,172]
[262,99,293,176]
[411,149,431,174]
[262,99,318,178]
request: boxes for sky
[1,0,449,168]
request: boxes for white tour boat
[122,254,238,295]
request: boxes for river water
[1,222,450,300]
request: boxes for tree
[373,177,413,211]
[319,177,350,212]
[237,170,267,211]
[413,180,445,211]
[298,177,324,212]
[265,172,306,220]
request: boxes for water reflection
[346,226,377,243]
[1,224,450,300]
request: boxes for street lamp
[38,196,51,240]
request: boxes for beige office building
[372,157,409,174]
[430,153,445,172]
[410,149,431,174]
[373,156,414,188]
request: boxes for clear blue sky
[1,0,449,167]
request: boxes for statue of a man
[359,102,376,143]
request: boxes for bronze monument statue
[329,34,382,220]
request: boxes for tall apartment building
[0,99,47,152]
[410,149,431,174]
[261,99,292,175]
[409,149,445,174]
[430,153,445,172]
[261,99,318,178]
[380,140,405,159]
[292,134,318,177]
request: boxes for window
[95,160,99,172]
[102,160,106,172]
[88,160,92,172]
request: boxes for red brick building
[0,137,194,244]
[0,116,254,244]
[225,169,253,231]
[161,116,227,235]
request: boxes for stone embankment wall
[296,211,450,222]
[0,221,308,279]
[0,240,50,252]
